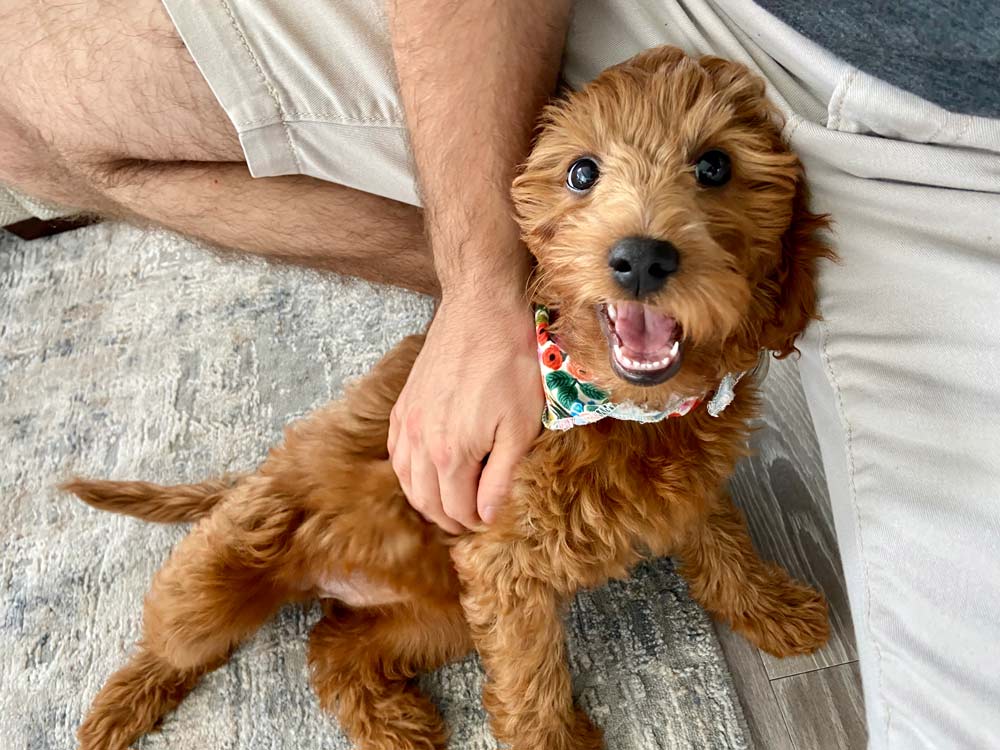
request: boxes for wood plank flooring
[772,663,868,750]
[720,355,866,749]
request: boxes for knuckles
[404,410,425,445]
[390,453,410,486]
[428,442,457,472]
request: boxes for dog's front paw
[506,708,604,750]
[569,707,605,750]
[733,566,830,658]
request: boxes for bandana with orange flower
[535,305,722,431]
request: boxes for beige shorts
[162,1,1000,748]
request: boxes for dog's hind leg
[308,599,472,750]
[77,646,224,750]
[677,493,830,657]
[77,484,299,750]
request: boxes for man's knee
[0,112,56,194]
[0,15,103,203]
[0,0,241,202]
[0,112,103,208]
[0,74,139,208]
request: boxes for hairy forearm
[388,0,571,299]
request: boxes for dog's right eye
[567,158,600,193]
[694,150,732,187]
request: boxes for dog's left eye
[694,150,732,187]
[567,157,600,192]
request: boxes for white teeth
[607,304,617,322]
[613,342,681,372]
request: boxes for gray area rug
[0,223,749,750]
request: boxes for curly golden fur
[64,47,833,750]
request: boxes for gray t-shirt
[757,0,1000,117]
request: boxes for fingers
[437,457,483,530]
[389,419,412,498]
[390,408,466,535]
[393,412,533,531]
[387,403,401,457]
[410,440,465,535]
[476,426,532,525]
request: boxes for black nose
[607,237,680,297]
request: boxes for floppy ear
[759,173,834,358]
[695,54,833,357]
[612,45,688,76]
[698,55,768,117]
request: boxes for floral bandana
[535,305,756,431]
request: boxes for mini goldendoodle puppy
[66,46,832,750]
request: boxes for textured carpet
[0,223,749,750]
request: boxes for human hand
[387,292,542,533]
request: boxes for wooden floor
[721,356,867,750]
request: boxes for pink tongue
[614,302,678,354]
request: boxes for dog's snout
[607,237,679,297]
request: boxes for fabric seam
[952,113,974,147]
[817,311,892,742]
[927,107,950,145]
[783,113,803,143]
[235,120,410,138]
[235,113,407,129]
[827,67,859,132]
[217,0,303,173]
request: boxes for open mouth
[598,302,684,385]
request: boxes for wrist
[440,270,530,311]
[436,236,532,305]
[424,184,529,285]
[438,281,536,342]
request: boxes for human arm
[386,0,571,532]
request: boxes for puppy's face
[514,47,829,405]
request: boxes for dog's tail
[61,474,244,523]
